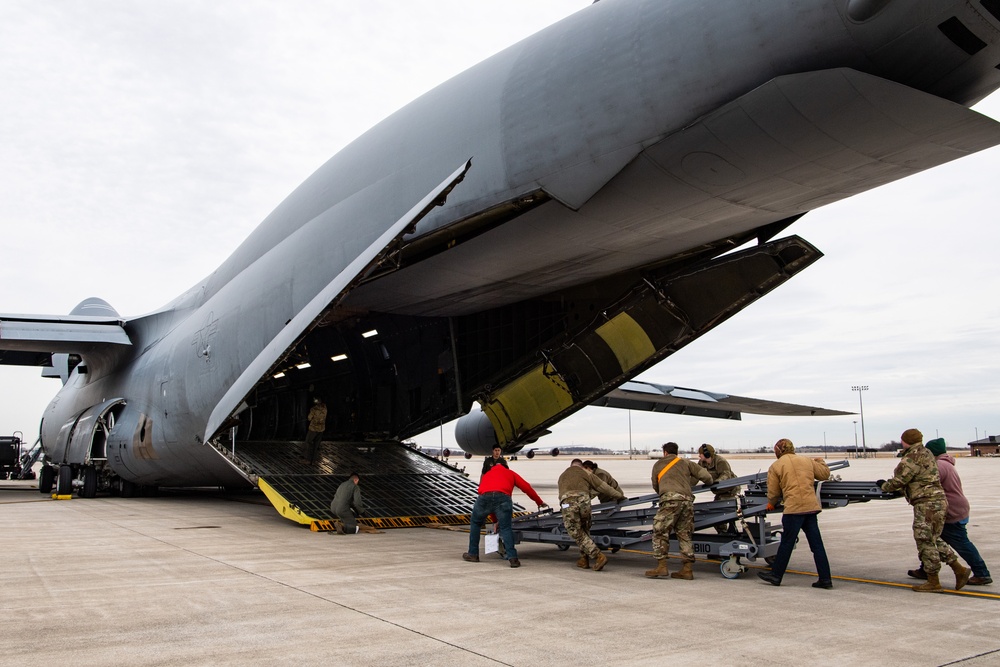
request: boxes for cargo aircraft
[3,0,1000,524]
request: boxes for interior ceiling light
[296,362,311,369]
[273,372,286,379]
[331,354,348,361]
[362,329,378,338]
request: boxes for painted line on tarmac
[619,548,1000,599]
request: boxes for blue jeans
[942,521,990,578]
[468,492,517,559]
[771,512,831,582]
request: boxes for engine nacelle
[454,409,502,457]
[454,408,555,457]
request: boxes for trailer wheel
[56,465,73,495]
[557,544,570,551]
[720,557,744,579]
[39,466,55,494]
[80,467,98,498]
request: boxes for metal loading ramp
[215,440,482,528]
[511,460,898,578]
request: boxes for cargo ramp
[212,440,483,530]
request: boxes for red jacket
[478,464,544,506]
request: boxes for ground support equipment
[511,460,897,578]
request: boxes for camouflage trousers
[652,496,694,563]
[912,499,958,575]
[560,492,599,558]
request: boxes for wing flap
[592,380,852,419]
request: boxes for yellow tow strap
[656,456,682,483]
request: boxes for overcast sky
[2,1,999,455]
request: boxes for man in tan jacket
[757,438,833,589]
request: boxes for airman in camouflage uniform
[880,428,971,592]
[558,459,625,571]
[698,444,740,534]
[581,460,622,503]
[647,442,713,580]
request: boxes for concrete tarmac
[2,455,998,666]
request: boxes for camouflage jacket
[307,404,327,432]
[882,443,946,505]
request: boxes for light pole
[852,385,868,458]
[628,410,633,460]
[853,420,858,458]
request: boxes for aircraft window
[983,0,1000,24]
[938,17,987,55]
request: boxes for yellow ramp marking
[596,312,655,372]
[482,364,574,446]
[258,477,317,525]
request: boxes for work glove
[766,503,776,511]
[875,479,886,490]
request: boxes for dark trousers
[304,430,323,463]
[468,491,517,559]
[942,521,990,578]
[771,512,831,582]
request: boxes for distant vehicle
[0,432,35,480]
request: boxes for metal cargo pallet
[511,460,898,578]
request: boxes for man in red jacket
[463,462,548,568]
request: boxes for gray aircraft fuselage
[24,0,1000,487]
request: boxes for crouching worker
[331,472,375,534]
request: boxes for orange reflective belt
[656,456,681,483]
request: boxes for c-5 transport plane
[3,0,1000,524]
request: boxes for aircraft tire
[38,466,55,494]
[80,467,98,498]
[56,465,73,495]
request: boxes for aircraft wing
[589,380,851,420]
[0,314,131,376]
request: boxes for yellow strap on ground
[258,477,317,525]
[618,548,1000,599]
[51,494,72,500]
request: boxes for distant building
[967,436,1000,457]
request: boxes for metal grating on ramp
[220,440,483,526]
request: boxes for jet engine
[454,408,556,457]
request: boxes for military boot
[907,566,927,580]
[576,555,590,569]
[670,561,694,580]
[592,552,608,571]
[912,572,944,593]
[950,561,971,590]
[644,559,670,578]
